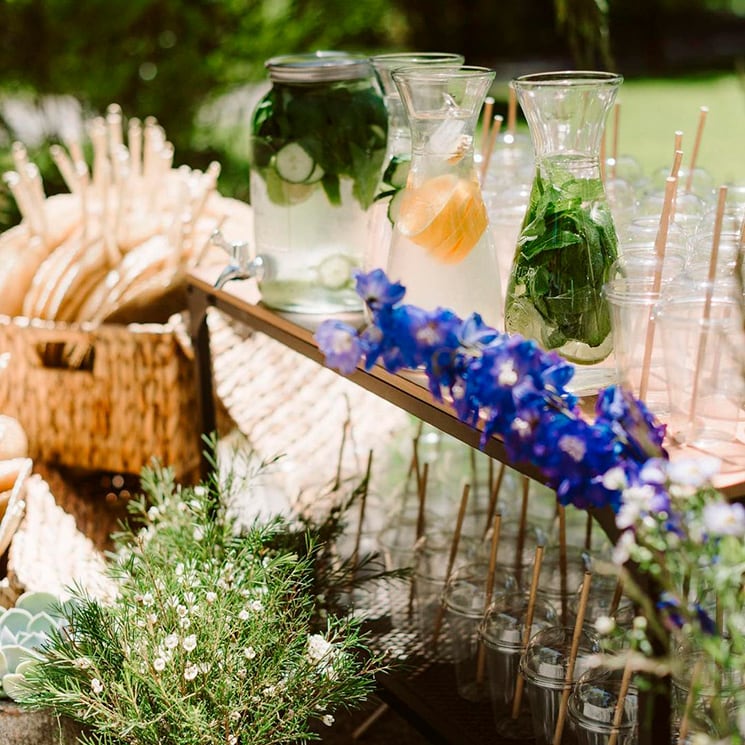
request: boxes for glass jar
[504,71,623,391]
[249,51,388,313]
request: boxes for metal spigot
[211,229,270,290]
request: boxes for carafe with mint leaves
[504,71,623,390]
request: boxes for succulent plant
[0,591,67,701]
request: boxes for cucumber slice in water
[382,156,411,189]
[275,142,316,184]
[317,254,355,289]
[387,188,405,225]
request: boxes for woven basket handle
[21,325,97,374]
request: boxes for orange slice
[396,174,488,264]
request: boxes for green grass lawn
[490,71,744,186]
[616,72,745,185]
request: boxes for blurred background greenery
[0,0,743,229]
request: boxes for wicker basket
[0,314,200,476]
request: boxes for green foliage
[17,458,390,744]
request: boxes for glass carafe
[365,52,464,273]
[504,71,623,388]
[386,65,503,329]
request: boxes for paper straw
[677,660,704,745]
[511,544,546,719]
[688,185,728,428]
[480,114,504,183]
[408,462,429,616]
[476,511,502,684]
[483,462,506,539]
[686,106,709,193]
[128,118,143,181]
[481,96,495,159]
[609,576,625,616]
[674,130,684,156]
[584,511,593,552]
[607,657,635,745]
[49,144,79,195]
[670,149,684,180]
[350,449,373,573]
[558,505,568,625]
[552,571,593,745]
[638,175,677,400]
[515,476,530,587]
[431,483,472,648]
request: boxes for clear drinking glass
[443,562,518,702]
[568,667,638,745]
[481,591,558,739]
[520,625,601,745]
[386,65,503,329]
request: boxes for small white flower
[703,502,745,537]
[164,634,179,649]
[193,526,204,541]
[153,657,166,672]
[183,592,197,607]
[263,684,277,696]
[175,563,185,577]
[594,615,616,635]
[238,609,250,621]
[249,599,263,613]
[307,633,334,663]
[177,604,189,617]
[182,634,197,652]
[228,736,238,745]
[243,647,256,660]
[179,616,191,630]
[667,457,720,488]
[147,505,160,520]
[321,714,335,727]
[184,663,199,681]
[230,711,241,722]
[602,467,627,492]
[206,591,217,604]
[73,657,92,670]
[147,613,158,625]
[612,530,636,565]
[91,678,104,694]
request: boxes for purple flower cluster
[315,270,668,513]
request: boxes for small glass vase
[504,71,623,391]
[386,65,503,329]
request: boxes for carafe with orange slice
[386,66,503,329]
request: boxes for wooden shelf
[186,265,745,502]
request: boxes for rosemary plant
[18,458,390,745]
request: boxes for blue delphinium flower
[315,270,672,515]
[354,269,406,312]
[314,320,362,375]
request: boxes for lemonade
[385,66,502,328]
